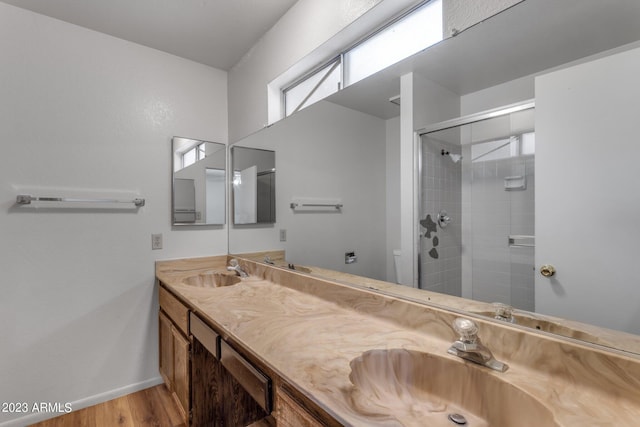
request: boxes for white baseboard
[0,376,164,427]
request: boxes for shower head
[441,149,463,163]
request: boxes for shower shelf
[504,176,526,191]
[508,235,535,248]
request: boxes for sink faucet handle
[452,318,479,342]
[492,302,516,323]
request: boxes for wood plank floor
[29,385,186,427]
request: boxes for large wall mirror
[228,0,640,356]
[172,137,226,225]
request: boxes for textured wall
[0,3,228,425]
[443,0,523,37]
[229,101,387,280]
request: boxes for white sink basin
[347,348,557,427]
[182,272,242,288]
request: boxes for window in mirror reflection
[344,0,442,86]
[284,58,342,116]
[182,142,206,169]
[279,0,442,118]
[471,132,535,162]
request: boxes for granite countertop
[156,256,640,426]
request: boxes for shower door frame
[415,99,535,291]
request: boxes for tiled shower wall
[420,137,462,296]
[465,155,535,311]
[421,134,535,311]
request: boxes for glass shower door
[418,105,536,311]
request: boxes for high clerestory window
[182,142,206,169]
[281,0,442,118]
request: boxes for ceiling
[0,0,298,70]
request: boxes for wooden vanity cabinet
[275,386,325,427]
[190,312,270,426]
[158,281,336,427]
[158,284,191,424]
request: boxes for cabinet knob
[540,264,556,277]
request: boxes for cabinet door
[276,387,323,427]
[173,326,190,423]
[159,286,189,335]
[159,311,174,388]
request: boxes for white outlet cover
[152,233,163,250]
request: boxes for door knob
[540,264,556,277]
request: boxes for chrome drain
[448,413,468,425]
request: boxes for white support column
[400,72,417,287]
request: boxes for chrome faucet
[226,258,248,278]
[447,318,508,372]
[492,302,517,324]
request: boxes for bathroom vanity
[156,255,640,426]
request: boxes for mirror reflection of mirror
[172,137,226,225]
[231,146,276,225]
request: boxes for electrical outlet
[152,233,163,250]
[279,229,287,242]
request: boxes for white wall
[0,4,228,425]
[229,101,387,279]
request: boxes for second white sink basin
[347,348,557,427]
[183,272,242,288]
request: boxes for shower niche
[419,103,536,312]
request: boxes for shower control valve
[437,210,452,228]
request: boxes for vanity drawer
[159,285,189,336]
[220,340,272,413]
[189,312,219,359]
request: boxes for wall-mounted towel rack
[16,194,145,207]
[290,199,342,211]
[290,202,343,209]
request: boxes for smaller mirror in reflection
[172,137,226,225]
[231,146,276,225]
